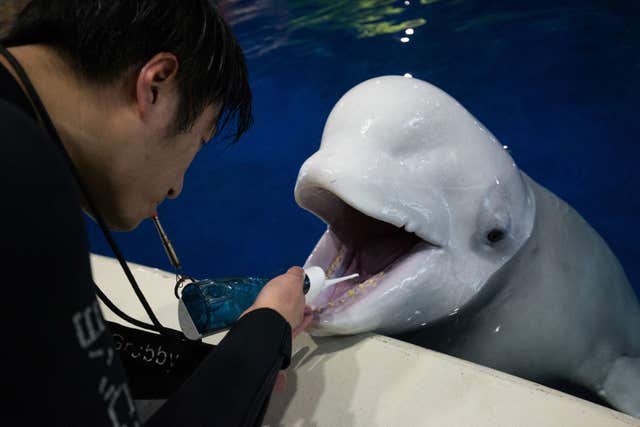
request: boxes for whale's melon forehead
[315,76,516,191]
[341,76,455,109]
[321,76,501,158]
[327,76,467,127]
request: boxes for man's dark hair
[2,0,253,141]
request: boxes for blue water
[87,0,640,298]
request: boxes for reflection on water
[219,0,436,57]
[282,0,426,38]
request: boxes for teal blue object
[181,275,311,335]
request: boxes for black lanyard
[0,44,183,340]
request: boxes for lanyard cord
[0,45,183,340]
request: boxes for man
[1,1,311,425]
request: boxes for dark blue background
[87,0,640,297]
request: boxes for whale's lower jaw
[297,186,441,333]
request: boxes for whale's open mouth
[301,188,440,317]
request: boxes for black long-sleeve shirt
[1,58,291,426]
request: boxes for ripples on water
[218,0,627,61]
[219,0,432,57]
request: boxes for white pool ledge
[91,254,639,427]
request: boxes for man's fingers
[286,266,304,278]
[292,312,314,338]
[273,371,287,392]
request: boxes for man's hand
[241,266,313,332]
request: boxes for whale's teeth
[326,245,347,278]
[316,262,396,313]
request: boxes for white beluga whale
[294,76,640,417]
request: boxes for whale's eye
[487,229,505,244]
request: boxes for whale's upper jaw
[294,148,452,249]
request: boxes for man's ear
[136,53,179,122]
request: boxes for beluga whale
[294,76,640,417]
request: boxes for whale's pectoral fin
[601,356,640,418]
